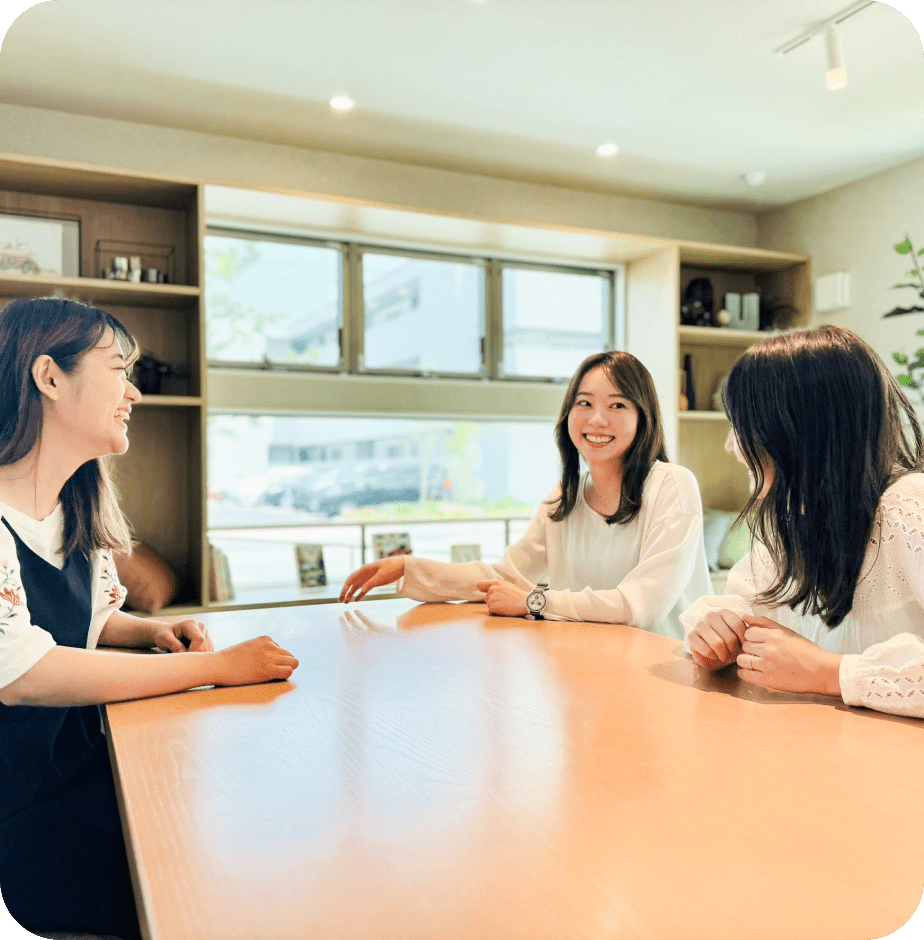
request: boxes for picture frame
[372,532,412,560]
[0,210,80,277]
[295,543,327,588]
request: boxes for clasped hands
[687,609,842,697]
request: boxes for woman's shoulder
[643,461,703,513]
[879,472,924,533]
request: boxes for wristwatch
[525,581,549,620]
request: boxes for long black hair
[724,325,923,627]
[549,351,668,525]
[0,297,138,559]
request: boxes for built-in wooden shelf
[0,273,200,308]
[678,325,771,347]
[679,410,728,421]
[134,396,203,408]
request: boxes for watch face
[527,592,544,612]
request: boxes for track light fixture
[774,0,873,91]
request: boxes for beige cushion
[113,542,179,615]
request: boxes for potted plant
[883,233,924,408]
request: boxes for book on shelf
[209,544,235,603]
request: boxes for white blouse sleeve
[401,500,549,603]
[0,525,55,690]
[87,548,127,650]
[838,479,924,717]
[839,634,924,718]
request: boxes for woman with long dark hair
[0,297,299,939]
[682,325,924,717]
[341,351,712,637]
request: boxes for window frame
[206,225,624,385]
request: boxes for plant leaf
[894,352,909,364]
[883,305,924,317]
[897,374,916,386]
[892,283,922,290]
[895,237,913,254]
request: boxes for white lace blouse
[680,473,924,718]
[401,461,713,639]
[0,502,127,690]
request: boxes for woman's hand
[212,636,299,686]
[737,616,842,696]
[150,618,212,653]
[339,556,406,603]
[475,580,529,617]
[687,609,747,669]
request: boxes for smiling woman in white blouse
[341,351,712,638]
[682,325,924,718]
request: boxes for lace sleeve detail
[876,477,924,594]
[840,633,924,718]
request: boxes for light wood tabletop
[104,600,924,940]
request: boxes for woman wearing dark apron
[0,297,300,938]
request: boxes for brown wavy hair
[724,325,924,627]
[549,351,668,525]
[0,297,138,559]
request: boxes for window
[205,232,342,367]
[501,265,613,379]
[361,251,484,375]
[207,414,558,597]
[206,227,620,382]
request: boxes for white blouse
[0,502,127,690]
[680,473,924,718]
[402,461,713,639]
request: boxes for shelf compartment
[678,325,770,347]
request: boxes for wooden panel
[678,417,752,511]
[110,406,201,604]
[678,339,746,415]
[0,153,197,208]
[625,246,680,460]
[106,601,924,940]
[0,274,200,308]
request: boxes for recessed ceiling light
[596,143,619,158]
[329,95,355,112]
[742,170,768,187]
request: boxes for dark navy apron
[0,518,103,823]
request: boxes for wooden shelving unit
[0,154,206,612]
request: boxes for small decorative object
[678,368,688,411]
[715,309,732,327]
[372,532,412,559]
[295,544,327,587]
[112,256,129,280]
[451,544,482,563]
[683,353,696,411]
[680,277,714,327]
[760,296,798,331]
[128,255,142,283]
[883,232,924,408]
[96,239,174,283]
[135,353,171,395]
[0,210,80,277]
[728,292,760,330]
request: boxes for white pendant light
[825,27,848,90]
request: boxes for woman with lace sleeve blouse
[340,351,712,639]
[0,298,299,940]
[681,325,924,719]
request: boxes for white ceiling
[1,0,923,210]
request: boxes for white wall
[757,154,924,412]
[1,102,757,246]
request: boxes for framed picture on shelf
[295,543,327,588]
[0,211,80,277]
[372,532,412,560]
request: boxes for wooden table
[104,600,924,940]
